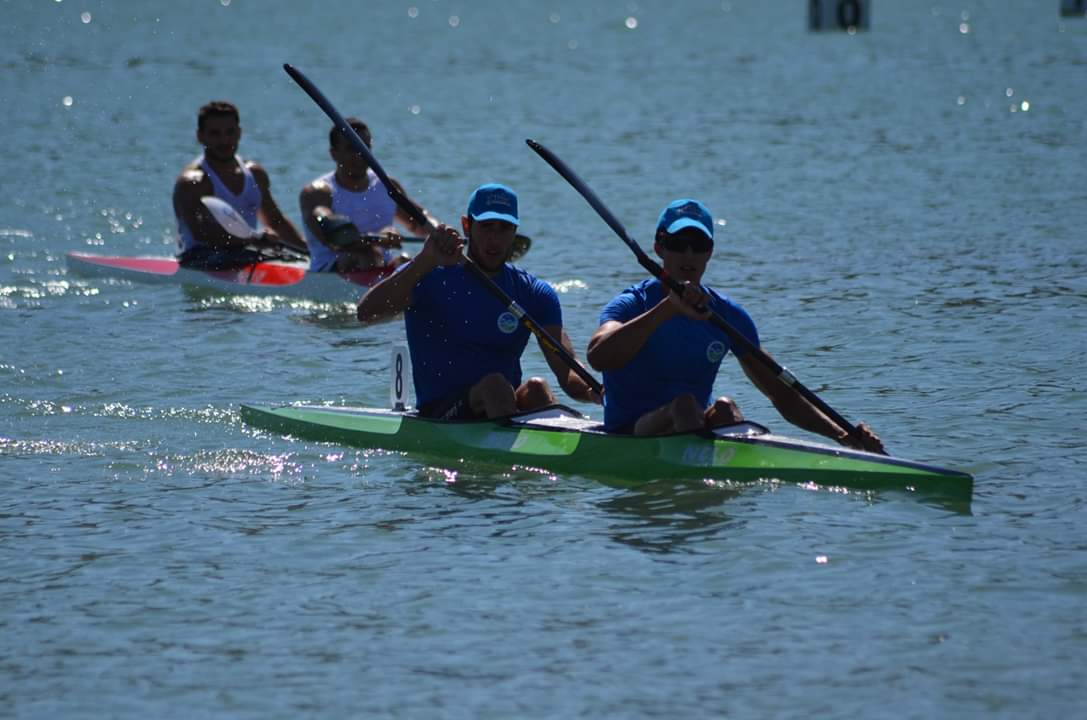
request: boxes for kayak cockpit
[503,405,771,439]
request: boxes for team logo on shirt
[497,312,519,334]
[706,340,726,363]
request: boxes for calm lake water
[2,1,1086,717]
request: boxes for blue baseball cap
[467,183,519,226]
[656,198,714,241]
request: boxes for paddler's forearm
[356,255,435,324]
[774,395,852,445]
[739,353,851,445]
[268,216,307,252]
[587,300,677,371]
[560,369,597,403]
[540,326,592,402]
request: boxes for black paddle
[283,64,602,397]
[526,138,876,451]
[366,233,531,261]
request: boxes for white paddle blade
[389,344,412,411]
[201,196,260,239]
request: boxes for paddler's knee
[515,376,556,411]
[471,372,518,418]
[705,396,744,427]
[670,393,705,433]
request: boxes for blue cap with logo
[656,198,714,241]
[467,183,519,226]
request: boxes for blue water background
[2,1,1085,717]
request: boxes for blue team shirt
[599,278,759,432]
[404,262,562,408]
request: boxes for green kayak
[240,404,973,499]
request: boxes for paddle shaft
[359,232,531,261]
[526,138,868,446]
[284,64,602,396]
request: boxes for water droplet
[408,6,418,18]
[1021,100,1030,112]
[816,555,829,564]
[960,10,970,21]
[62,95,74,106]
[957,95,966,105]
[448,15,460,28]
[625,16,638,29]
[549,12,560,23]
[567,39,578,50]
[81,11,91,23]
[409,105,421,115]
[1006,87,1014,97]
[959,22,969,33]
[221,0,231,5]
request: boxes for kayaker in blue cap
[588,198,883,452]
[358,183,599,419]
[299,117,435,273]
[173,101,306,268]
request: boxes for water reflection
[421,462,749,555]
[386,456,972,554]
[593,478,744,554]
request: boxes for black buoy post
[809,0,871,31]
[1060,0,1086,18]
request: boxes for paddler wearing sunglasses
[587,199,884,451]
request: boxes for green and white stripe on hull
[240,404,973,500]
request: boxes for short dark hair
[330,117,372,150]
[197,101,239,130]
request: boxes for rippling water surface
[2,1,1086,717]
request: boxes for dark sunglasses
[660,232,713,254]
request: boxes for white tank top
[304,169,397,271]
[176,154,262,254]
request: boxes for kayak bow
[240,404,973,499]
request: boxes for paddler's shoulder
[243,160,271,187]
[503,264,558,295]
[173,164,211,198]
[300,176,333,200]
[175,161,206,185]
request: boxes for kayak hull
[65,252,394,303]
[240,404,973,499]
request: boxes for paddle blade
[511,234,531,261]
[358,232,529,260]
[315,213,363,249]
[201,196,260,240]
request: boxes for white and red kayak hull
[66,252,394,303]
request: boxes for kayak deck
[66,252,394,303]
[240,404,973,499]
